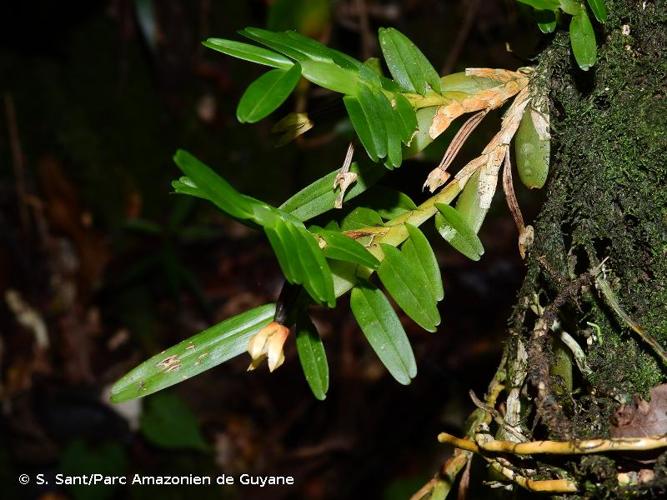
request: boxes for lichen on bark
[502,0,667,495]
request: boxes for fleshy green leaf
[110,304,276,402]
[350,285,417,385]
[559,0,581,15]
[237,64,302,123]
[394,94,418,144]
[279,162,384,221]
[378,27,442,95]
[311,227,380,269]
[377,243,440,332]
[586,0,607,23]
[344,95,378,162]
[357,84,388,160]
[265,220,335,306]
[202,38,293,70]
[569,6,597,70]
[140,393,208,451]
[435,203,484,261]
[341,207,383,231]
[535,10,558,33]
[173,150,254,220]
[239,28,359,95]
[440,72,502,94]
[454,170,488,233]
[403,224,444,302]
[515,107,550,189]
[295,315,329,400]
[403,106,437,157]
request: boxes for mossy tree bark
[499,0,666,496]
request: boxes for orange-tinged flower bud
[246,322,290,372]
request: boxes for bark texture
[502,0,666,496]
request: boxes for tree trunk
[498,0,666,496]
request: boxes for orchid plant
[111,25,550,402]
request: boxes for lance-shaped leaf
[265,220,335,306]
[239,28,359,95]
[515,106,550,189]
[587,0,607,23]
[435,203,484,261]
[202,38,293,70]
[311,227,380,269]
[173,150,255,220]
[403,106,438,157]
[341,207,383,231]
[344,96,378,162]
[569,6,597,71]
[295,315,329,400]
[279,162,384,221]
[357,84,388,160]
[403,224,444,302]
[378,27,441,95]
[377,243,440,332]
[111,304,276,403]
[350,285,417,385]
[394,94,418,144]
[237,63,302,123]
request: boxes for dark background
[0,1,545,498]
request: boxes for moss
[502,1,667,496]
[528,0,667,408]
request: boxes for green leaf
[110,304,276,402]
[559,0,581,15]
[378,28,442,95]
[440,72,502,94]
[403,224,444,302]
[394,94,418,144]
[435,203,484,261]
[535,10,558,33]
[237,64,302,123]
[357,84,388,160]
[454,170,488,233]
[173,150,254,220]
[344,96,378,161]
[377,243,440,332]
[265,220,335,306]
[350,285,417,385]
[279,161,384,221]
[311,227,380,269]
[289,223,336,307]
[295,315,329,400]
[239,28,360,95]
[341,207,383,231]
[569,6,597,70]
[515,108,550,189]
[517,0,560,10]
[403,106,438,157]
[140,392,208,451]
[265,221,299,281]
[202,38,293,70]
[586,0,607,23]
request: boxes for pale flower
[246,322,290,372]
